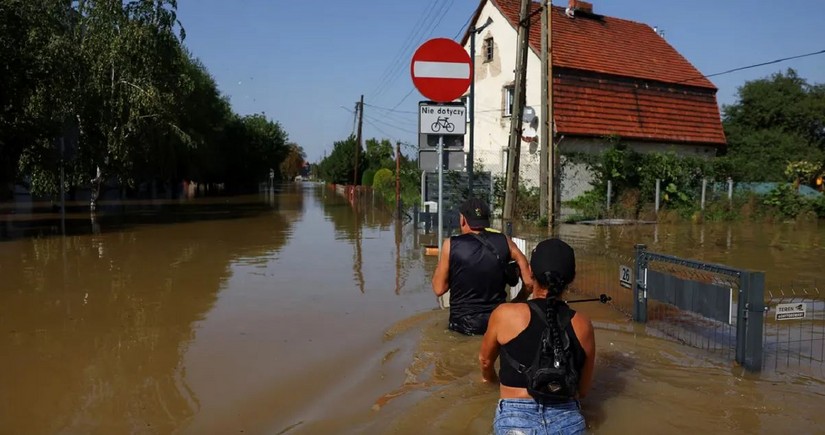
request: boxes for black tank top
[448,231,509,321]
[499,299,586,388]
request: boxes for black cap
[530,238,576,289]
[459,198,490,230]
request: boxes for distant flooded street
[1,183,823,434]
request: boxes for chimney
[567,0,594,14]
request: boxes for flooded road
[1,184,823,434]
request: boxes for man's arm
[507,237,534,302]
[479,306,503,383]
[431,238,451,297]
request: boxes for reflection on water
[0,188,304,433]
[2,183,824,434]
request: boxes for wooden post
[354,95,363,186]
[502,0,532,225]
[396,141,401,216]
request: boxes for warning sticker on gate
[775,302,806,320]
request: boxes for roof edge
[557,132,727,147]
[460,0,489,46]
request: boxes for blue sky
[176,0,825,162]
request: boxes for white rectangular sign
[775,302,806,320]
[619,265,632,289]
[509,237,527,301]
[419,104,466,135]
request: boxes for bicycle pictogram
[431,116,455,133]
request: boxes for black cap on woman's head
[530,238,576,288]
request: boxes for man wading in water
[479,238,596,434]
[431,198,533,335]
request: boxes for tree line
[316,136,421,207]
[0,0,304,202]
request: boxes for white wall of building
[463,1,542,186]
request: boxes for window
[483,37,494,62]
[503,85,514,117]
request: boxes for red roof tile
[554,73,727,145]
[491,0,716,88]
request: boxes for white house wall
[463,1,542,188]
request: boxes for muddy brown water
[1,183,823,434]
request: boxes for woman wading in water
[479,238,596,434]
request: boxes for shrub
[762,184,808,219]
[361,168,376,187]
[372,168,394,202]
[565,189,605,221]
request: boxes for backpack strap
[501,301,574,373]
[470,232,507,269]
[501,301,548,374]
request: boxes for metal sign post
[437,134,444,264]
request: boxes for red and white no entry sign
[410,38,473,103]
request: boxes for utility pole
[396,140,401,216]
[502,0,531,224]
[544,1,556,227]
[354,94,364,186]
[539,1,549,220]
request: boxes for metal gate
[632,244,765,371]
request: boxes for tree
[2,0,294,201]
[317,135,364,185]
[364,138,394,171]
[721,69,825,182]
[280,143,306,180]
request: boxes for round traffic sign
[410,38,473,103]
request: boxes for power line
[676,48,825,85]
[372,0,452,99]
[362,104,418,127]
[374,0,456,102]
[363,113,419,135]
[381,0,472,117]
[364,103,418,114]
[362,118,403,144]
[453,13,473,40]
[370,0,440,98]
[391,88,417,111]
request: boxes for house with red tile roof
[461,0,726,200]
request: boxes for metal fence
[762,288,825,375]
[633,245,766,371]
[508,232,825,374]
[514,236,765,371]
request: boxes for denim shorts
[493,398,586,435]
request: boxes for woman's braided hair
[540,271,567,360]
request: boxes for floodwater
[1,183,823,434]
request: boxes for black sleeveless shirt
[499,299,586,388]
[448,231,510,321]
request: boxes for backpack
[502,299,580,402]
